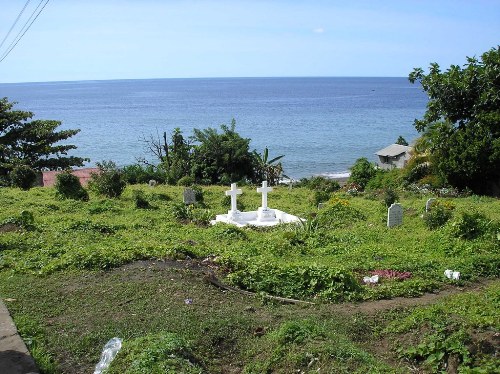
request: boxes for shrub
[424,203,453,230]
[10,165,37,190]
[55,172,89,201]
[132,190,150,209]
[177,175,195,186]
[349,158,376,190]
[121,164,167,184]
[228,263,361,301]
[366,169,402,190]
[1,210,36,230]
[306,176,340,193]
[171,202,190,221]
[383,188,399,207]
[451,211,491,240]
[89,161,126,198]
[311,190,330,207]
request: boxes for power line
[0,0,32,51]
[0,0,48,62]
[0,0,50,63]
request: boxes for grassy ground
[0,184,498,372]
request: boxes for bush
[177,175,195,186]
[121,164,167,184]
[10,165,37,190]
[132,190,150,209]
[424,203,453,230]
[228,263,361,301]
[1,210,36,230]
[349,158,376,190]
[89,161,126,198]
[366,169,402,190]
[451,211,491,240]
[383,188,399,207]
[55,172,89,201]
[311,190,331,207]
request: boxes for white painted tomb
[211,181,303,227]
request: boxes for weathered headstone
[387,203,403,227]
[425,198,436,212]
[148,179,157,188]
[183,188,196,205]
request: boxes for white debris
[363,275,379,284]
[444,269,460,280]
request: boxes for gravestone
[426,198,436,212]
[148,179,157,188]
[387,203,403,227]
[225,183,243,221]
[257,181,276,221]
[183,188,196,205]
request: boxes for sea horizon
[1,75,410,85]
[0,76,427,180]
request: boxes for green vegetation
[136,120,286,186]
[55,172,89,201]
[349,157,376,190]
[89,161,126,198]
[0,182,498,372]
[0,97,87,186]
[409,46,500,195]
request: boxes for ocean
[0,77,427,180]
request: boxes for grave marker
[183,188,196,205]
[257,181,273,210]
[225,183,242,214]
[387,203,403,227]
[426,198,436,212]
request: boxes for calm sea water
[0,77,427,179]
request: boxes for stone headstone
[317,203,325,210]
[225,183,243,221]
[148,179,157,188]
[183,188,196,205]
[425,198,436,212]
[387,203,403,227]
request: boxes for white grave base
[211,208,302,227]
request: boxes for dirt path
[122,259,498,314]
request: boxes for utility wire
[0,0,32,51]
[0,0,48,61]
[0,0,50,63]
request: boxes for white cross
[257,181,273,210]
[225,183,242,212]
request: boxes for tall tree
[409,46,500,194]
[0,98,87,179]
[191,119,254,184]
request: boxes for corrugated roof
[375,144,412,157]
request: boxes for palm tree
[252,147,286,185]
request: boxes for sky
[0,0,499,83]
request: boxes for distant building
[375,144,412,170]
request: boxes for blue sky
[0,0,499,83]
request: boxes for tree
[252,147,285,185]
[349,157,376,190]
[409,46,500,194]
[395,136,409,146]
[0,98,87,181]
[191,119,255,184]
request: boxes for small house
[375,144,412,170]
